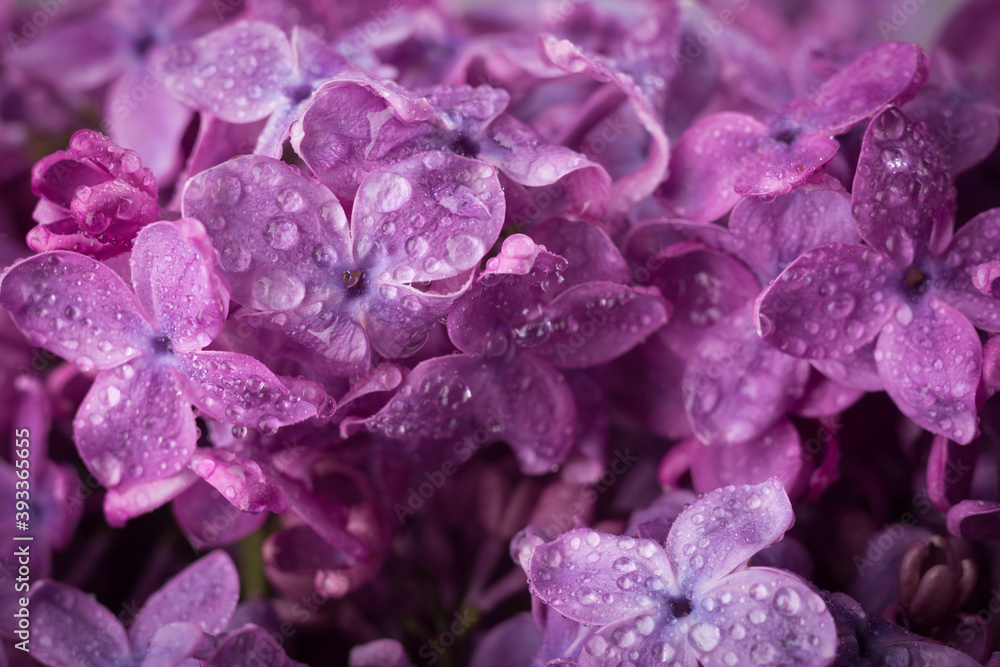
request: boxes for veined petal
[29,581,130,667]
[351,152,505,283]
[177,350,319,430]
[795,42,929,134]
[875,298,980,443]
[131,550,239,649]
[162,20,294,123]
[532,283,670,369]
[666,480,794,594]
[0,251,153,370]
[693,567,836,667]
[528,528,677,626]
[852,107,955,267]
[755,243,900,361]
[74,360,196,489]
[130,220,226,352]
[684,306,809,446]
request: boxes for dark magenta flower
[0,219,321,497]
[756,106,1000,443]
[27,130,160,259]
[525,480,837,666]
[364,232,668,474]
[656,41,929,222]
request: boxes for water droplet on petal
[363,172,412,213]
[690,623,721,652]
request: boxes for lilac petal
[697,567,836,666]
[667,479,793,592]
[141,622,209,666]
[809,340,884,392]
[532,283,670,369]
[103,471,198,527]
[475,114,611,220]
[75,361,196,488]
[264,523,356,578]
[447,243,566,356]
[539,37,670,223]
[271,474,369,561]
[131,220,226,352]
[9,15,132,91]
[348,639,411,667]
[684,306,809,445]
[189,447,283,513]
[794,42,929,134]
[106,62,192,180]
[29,581,130,667]
[173,479,269,549]
[351,152,505,282]
[177,350,318,431]
[530,218,631,286]
[946,500,1000,540]
[927,435,981,511]
[364,283,468,359]
[852,107,955,267]
[733,133,840,198]
[470,612,542,667]
[904,83,1000,176]
[528,528,677,626]
[290,75,437,202]
[483,353,577,475]
[365,353,482,442]
[0,252,153,370]
[206,625,294,667]
[181,154,351,312]
[655,112,766,222]
[755,243,900,360]
[162,21,294,123]
[131,550,240,648]
[789,371,866,417]
[578,618,689,666]
[875,298,980,443]
[181,114,266,181]
[973,260,1000,299]
[727,177,859,281]
[935,209,1000,332]
[690,420,804,497]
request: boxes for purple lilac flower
[656,41,929,222]
[0,219,322,502]
[8,0,235,179]
[183,151,505,372]
[756,106,1000,443]
[524,480,836,666]
[27,550,300,667]
[162,20,350,155]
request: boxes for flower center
[902,267,931,298]
[668,597,692,619]
[451,136,479,157]
[153,335,173,354]
[342,269,367,298]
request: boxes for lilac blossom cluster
[1,0,1000,665]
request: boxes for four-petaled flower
[526,479,837,666]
